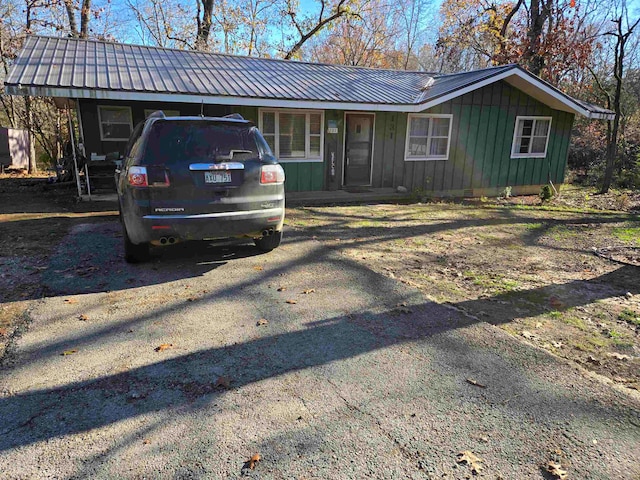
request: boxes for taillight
[128,166,148,187]
[260,164,285,184]
[127,166,170,187]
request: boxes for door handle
[346,156,350,166]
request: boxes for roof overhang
[4,84,421,113]
[5,65,614,119]
[414,67,614,120]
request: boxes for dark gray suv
[116,112,285,263]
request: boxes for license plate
[204,171,231,183]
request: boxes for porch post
[67,108,82,198]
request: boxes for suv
[116,112,285,263]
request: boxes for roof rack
[147,110,166,119]
[224,113,244,120]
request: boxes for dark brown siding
[78,99,229,158]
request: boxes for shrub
[539,185,554,202]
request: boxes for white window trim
[258,108,324,163]
[511,116,552,159]
[97,106,133,142]
[404,113,453,162]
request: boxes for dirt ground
[2,174,639,392]
[0,174,117,358]
[285,186,640,391]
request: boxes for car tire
[254,230,282,252]
[123,223,150,263]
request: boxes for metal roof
[5,36,614,119]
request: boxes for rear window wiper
[214,149,255,161]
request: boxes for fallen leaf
[248,453,261,470]
[546,461,568,479]
[61,349,78,356]
[64,298,78,304]
[606,352,632,361]
[456,451,482,474]
[277,286,286,292]
[256,319,269,326]
[549,297,565,309]
[301,289,316,294]
[286,299,297,305]
[535,322,543,329]
[254,266,264,271]
[78,314,89,321]
[215,376,231,389]
[155,343,173,352]
[0,328,8,337]
[587,355,601,365]
[142,439,150,445]
[466,378,487,388]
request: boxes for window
[405,114,452,161]
[259,109,323,162]
[511,116,552,158]
[141,121,259,166]
[98,106,133,141]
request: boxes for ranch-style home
[5,35,613,195]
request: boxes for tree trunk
[601,118,618,193]
[523,0,550,75]
[195,0,214,50]
[599,15,639,193]
[80,0,91,38]
[63,0,79,36]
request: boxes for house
[4,35,613,196]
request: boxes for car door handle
[346,156,350,166]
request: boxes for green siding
[281,162,324,192]
[373,81,576,194]
[79,79,575,195]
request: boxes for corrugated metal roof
[6,36,433,105]
[5,35,613,119]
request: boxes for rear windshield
[141,120,260,165]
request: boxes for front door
[344,114,374,186]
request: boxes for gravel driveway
[1,221,639,479]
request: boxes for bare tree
[595,3,640,193]
[309,0,401,67]
[127,0,193,48]
[195,0,214,50]
[244,0,276,56]
[396,0,433,70]
[282,0,357,60]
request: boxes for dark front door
[344,114,374,186]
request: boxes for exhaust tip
[160,237,168,245]
[168,237,176,244]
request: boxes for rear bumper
[127,207,285,244]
